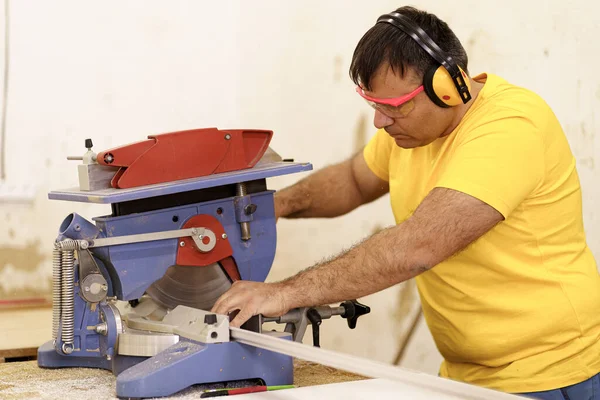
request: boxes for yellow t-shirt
[363,73,600,393]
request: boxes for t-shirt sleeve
[435,114,545,218]
[363,129,394,181]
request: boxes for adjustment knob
[341,299,370,329]
[85,138,93,149]
[244,204,258,216]
[204,314,217,325]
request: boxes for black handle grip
[307,308,322,347]
[341,299,370,329]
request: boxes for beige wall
[0,0,598,374]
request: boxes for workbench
[0,311,522,400]
[0,359,367,399]
[0,307,52,361]
[0,358,517,400]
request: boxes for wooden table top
[0,359,366,399]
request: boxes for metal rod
[88,227,204,248]
[236,183,251,241]
[230,328,522,400]
[240,223,251,241]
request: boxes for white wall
[0,0,598,375]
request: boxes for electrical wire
[0,0,9,180]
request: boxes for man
[212,6,600,399]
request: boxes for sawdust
[0,361,117,399]
[0,391,40,400]
[293,360,366,387]
[0,359,365,399]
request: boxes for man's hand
[211,281,290,327]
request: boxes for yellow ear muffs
[423,65,471,108]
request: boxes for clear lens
[364,98,415,118]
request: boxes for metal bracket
[86,227,216,252]
[126,305,230,344]
[78,249,109,303]
[265,304,347,343]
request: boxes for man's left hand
[211,281,290,327]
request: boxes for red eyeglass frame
[355,85,424,107]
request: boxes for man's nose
[373,109,394,129]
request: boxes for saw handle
[341,299,371,329]
[266,299,371,344]
[306,308,322,347]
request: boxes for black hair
[349,6,469,91]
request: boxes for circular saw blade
[146,262,232,311]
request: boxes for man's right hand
[211,281,292,328]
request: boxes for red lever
[175,214,241,282]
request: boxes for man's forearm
[275,159,364,219]
[275,187,503,309]
[276,221,424,309]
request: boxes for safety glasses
[355,85,423,117]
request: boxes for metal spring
[60,249,75,352]
[52,248,62,340]
[55,239,87,251]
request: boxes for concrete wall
[0,0,598,375]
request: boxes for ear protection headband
[377,12,471,108]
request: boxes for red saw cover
[96,127,272,189]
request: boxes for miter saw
[37,128,370,398]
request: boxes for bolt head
[224,134,231,140]
[84,287,90,292]
[104,153,114,164]
[62,343,74,354]
[221,233,228,239]
[179,241,185,247]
